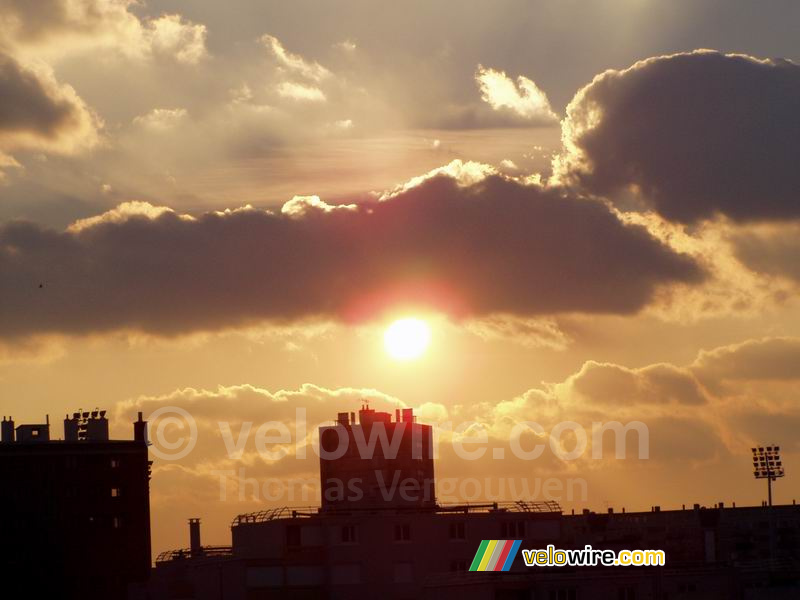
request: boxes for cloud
[334,40,357,53]
[332,118,353,130]
[554,50,800,224]
[0,51,99,154]
[0,168,703,340]
[255,35,336,106]
[464,315,571,351]
[564,361,709,407]
[145,14,207,65]
[730,222,800,282]
[692,337,800,384]
[113,383,404,512]
[66,200,186,233]
[475,65,558,124]
[280,195,356,217]
[117,336,800,501]
[114,382,401,467]
[0,0,139,42]
[260,34,330,82]
[414,67,559,130]
[487,336,800,461]
[276,81,326,102]
[0,1,208,64]
[132,107,188,131]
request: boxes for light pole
[752,445,785,507]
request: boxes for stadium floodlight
[752,445,785,507]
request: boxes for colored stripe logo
[469,540,521,571]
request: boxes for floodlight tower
[752,445,785,507]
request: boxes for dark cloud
[0,51,82,137]
[0,50,97,154]
[0,173,703,339]
[556,50,800,224]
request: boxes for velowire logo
[469,539,522,572]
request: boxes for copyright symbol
[148,406,197,460]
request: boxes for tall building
[319,405,435,510]
[0,410,152,600]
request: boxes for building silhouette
[319,404,435,510]
[147,408,800,600]
[0,411,152,600]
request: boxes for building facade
[319,405,435,510]
[0,410,152,600]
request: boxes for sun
[384,317,431,361]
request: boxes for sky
[1,0,800,557]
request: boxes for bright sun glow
[384,318,431,361]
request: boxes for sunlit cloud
[334,39,357,53]
[0,1,208,64]
[475,64,558,124]
[378,159,497,199]
[260,34,331,82]
[280,194,357,217]
[616,209,795,321]
[333,118,353,130]
[67,200,189,233]
[145,14,208,65]
[276,81,326,102]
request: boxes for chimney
[1,416,14,443]
[189,518,202,555]
[134,412,148,443]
